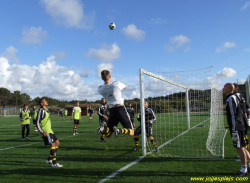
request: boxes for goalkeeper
[223,83,250,176]
[133,101,159,152]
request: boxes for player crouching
[133,101,159,153]
[36,98,63,167]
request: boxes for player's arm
[98,105,104,117]
[28,110,31,119]
[149,108,157,123]
[228,97,237,132]
[71,107,75,120]
[80,108,82,120]
[36,109,46,136]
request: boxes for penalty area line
[98,156,145,183]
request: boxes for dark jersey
[88,108,94,114]
[126,106,135,119]
[137,108,157,124]
[98,104,108,121]
[59,110,63,115]
[234,92,247,115]
[226,94,245,133]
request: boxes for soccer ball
[109,23,116,30]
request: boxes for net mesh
[140,67,226,158]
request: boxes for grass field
[0,115,249,183]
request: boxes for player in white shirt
[97,70,134,138]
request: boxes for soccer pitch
[0,116,249,183]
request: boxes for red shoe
[100,138,107,142]
[234,171,248,176]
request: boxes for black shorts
[99,118,108,126]
[134,124,153,138]
[43,133,58,145]
[33,120,37,125]
[107,106,133,132]
[74,120,80,125]
[89,114,93,117]
[231,129,248,148]
[130,118,134,123]
[59,114,63,117]
[21,124,30,130]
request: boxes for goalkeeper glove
[247,118,250,127]
[231,131,239,142]
[149,120,154,124]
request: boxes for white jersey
[98,81,126,108]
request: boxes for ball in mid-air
[109,23,116,30]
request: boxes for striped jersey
[36,108,54,134]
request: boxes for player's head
[39,98,48,108]
[89,105,92,108]
[129,102,132,107]
[101,98,106,104]
[233,83,239,93]
[222,83,234,95]
[76,102,79,107]
[101,70,111,81]
[33,105,36,110]
[23,104,28,110]
[144,101,148,108]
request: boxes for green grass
[0,115,249,183]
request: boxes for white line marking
[0,134,86,151]
[98,156,145,183]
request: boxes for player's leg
[147,124,158,152]
[33,120,38,131]
[114,106,134,137]
[21,125,25,140]
[73,120,78,135]
[75,122,79,134]
[133,126,141,151]
[234,130,248,175]
[25,124,30,140]
[100,119,107,142]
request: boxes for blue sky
[0,0,249,101]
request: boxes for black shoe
[133,146,139,151]
[234,170,248,176]
[154,147,159,153]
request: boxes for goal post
[139,67,226,158]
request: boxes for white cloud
[215,42,236,52]
[51,51,66,60]
[215,67,237,80]
[0,56,98,101]
[237,79,246,84]
[40,0,95,30]
[244,48,250,52]
[1,46,20,63]
[241,1,250,11]
[20,26,48,44]
[95,63,114,77]
[121,24,146,41]
[165,34,191,53]
[148,17,168,25]
[85,43,121,62]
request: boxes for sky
[0,0,249,101]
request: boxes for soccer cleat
[73,133,75,136]
[100,137,107,142]
[52,163,63,167]
[154,147,159,153]
[133,146,139,151]
[46,159,52,164]
[34,129,38,132]
[113,126,120,137]
[234,171,248,176]
[75,132,79,135]
[26,137,29,140]
[97,124,105,134]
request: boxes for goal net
[0,107,20,117]
[139,67,226,158]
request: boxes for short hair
[101,70,110,81]
[23,104,28,108]
[39,98,46,108]
[233,83,239,89]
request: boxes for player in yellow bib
[71,102,82,136]
[32,105,38,131]
[64,109,68,120]
[19,104,31,140]
[36,98,63,168]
